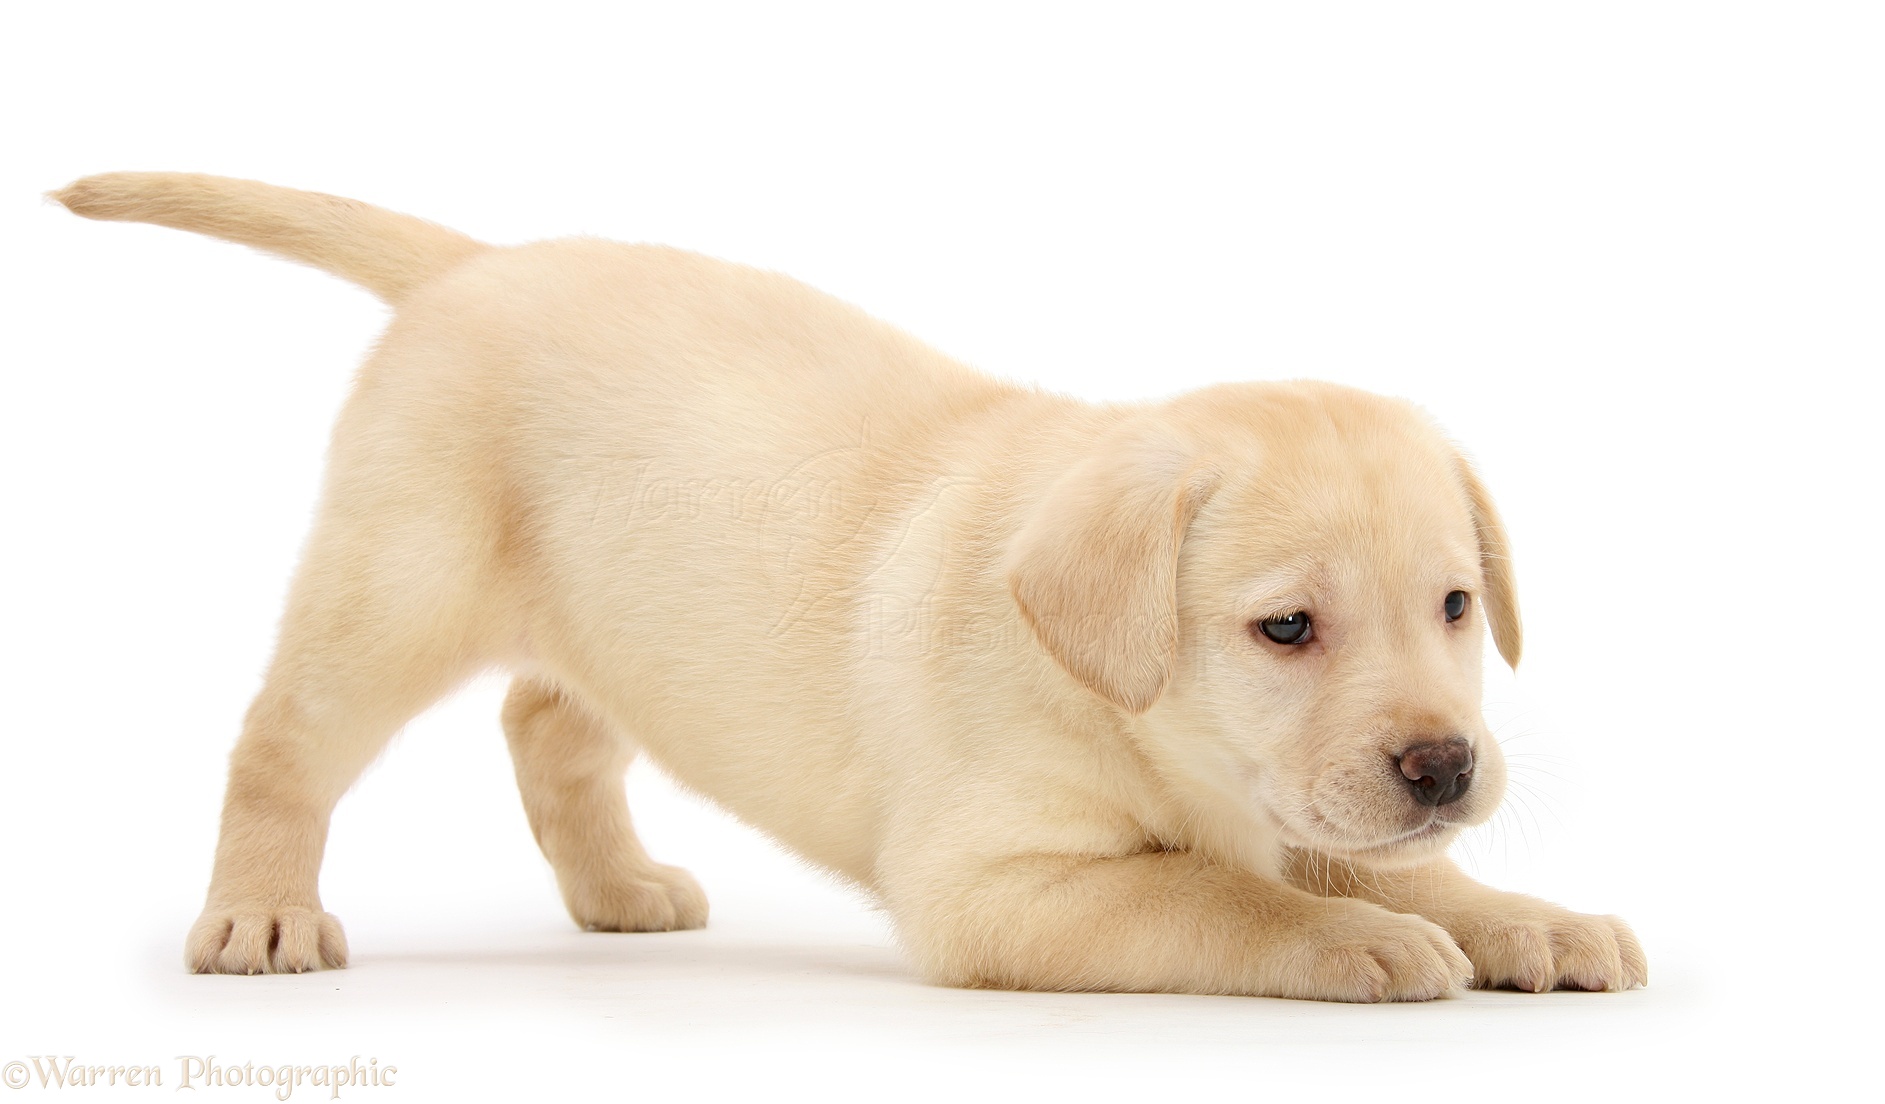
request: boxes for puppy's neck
[1121,709,1288,881]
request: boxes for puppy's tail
[50,172,488,304]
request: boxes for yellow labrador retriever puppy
[56,173,1644,1001]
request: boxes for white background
[3,2,1880,1099]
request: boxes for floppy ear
[1006,426,1219,713]
[1457,456,1522,668]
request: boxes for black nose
[1398,740,1474,807]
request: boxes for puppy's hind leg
[187,448,506,974]
[502,678,708,933]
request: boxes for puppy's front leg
[888,850,1472,1002]
[1287,851,1647,992]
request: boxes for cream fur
[55,173,1644,1001]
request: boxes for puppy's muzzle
[1398,739,1474,807]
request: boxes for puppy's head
[1007,381,1519,865]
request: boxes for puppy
[56,173,1644,1001]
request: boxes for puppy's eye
[1444,590,1468,622]
[1255,612,1313,645]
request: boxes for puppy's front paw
[565,863,709,933]
[186,906,348,975]
[1267,901,1474,1003]
[1451,905,1646,992]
